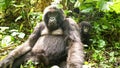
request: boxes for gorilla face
[45,12,59,31]
[43,5,65,31]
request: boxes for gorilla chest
[32,35,66,50]
[31,35,67,62]
[32,28,67,57]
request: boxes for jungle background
[0,0,120,68]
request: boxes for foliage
[20,60,35,68]
[0,0,120,68]
[61,0,120,67]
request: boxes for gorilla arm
[0,22,44,67]
[65,18,84,68]
[10,23,44,58]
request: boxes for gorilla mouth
[48,22,59,31]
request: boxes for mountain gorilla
[78,21,92,45]
[0,5,84,68]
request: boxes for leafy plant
[0,0,120,67]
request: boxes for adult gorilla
[0,5,84,68]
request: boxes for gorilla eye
[47,12,59,17]
[49,17,56,20]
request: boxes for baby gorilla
[78,21,92,45]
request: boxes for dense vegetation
[0,0,120,68]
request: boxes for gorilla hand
[0,56,14,68]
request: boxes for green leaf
[74,0,81,8]
[0,27,9,33]
[85,0,94,3]
[0,34,2,39]
[109,52,114,57]
[110,2,120,14]
[18,32,25,39]
[11,32,19,36]
[15,16,22,22]
[0,0,5,10]
[97,0,105,9]
[101,2,112,11]
[56,4,63,9]
[98,40,106,48]
[113,0,120,2]
[20,64,24,68]
[102,25,108,29]
[1,0,12,10]
[81,7,93,13]
[70,0,76,3]
[1,36,14,47]
[20,24,23,31]
[13,4,25,8]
